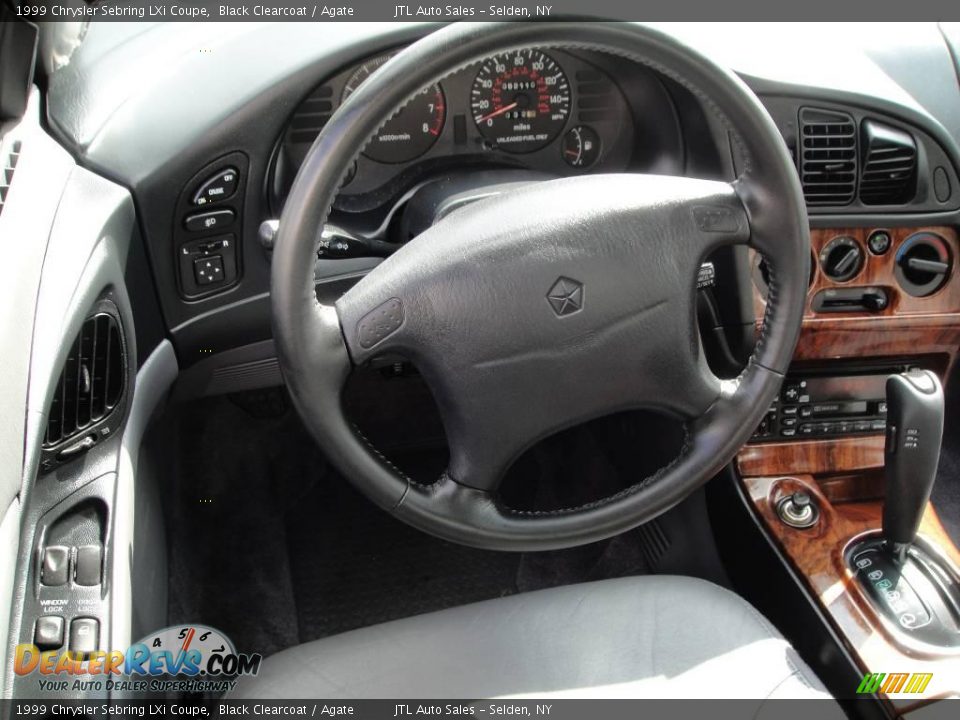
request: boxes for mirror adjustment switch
[194,255,225,286]
[34,616,65,649]
[75,545,102,586]
[69,618,99,657]
[42,546,70,586]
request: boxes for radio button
[799,424,815,436]
[799,406,813,418]
[781,417,798,428]
[782,406,798,416]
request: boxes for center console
[738,224,960,713]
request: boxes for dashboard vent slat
[799,108,857,206]
[44,314,125,448]
[859,119,917,205]
[288,85,334,145]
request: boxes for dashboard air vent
[287,85,334,145]
[799,108,857,206]
[859,119,917,205]
[44,314,125,448]
[0,139,22,219]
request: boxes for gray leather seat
[231,576,832,700]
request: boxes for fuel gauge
[561,126,601,168]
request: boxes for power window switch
[75,545,102,586]
[34,616,64,649]
[69,618,99,657]
[42,546,70,586]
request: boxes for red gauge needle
[476,102,518,123]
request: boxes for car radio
[751,365,920,442]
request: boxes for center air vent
[44,313,126,450]
[799,108,857,206]
[859,119,917,205]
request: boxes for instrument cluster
[270,46,665,213]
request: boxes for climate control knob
[820,236,864,282]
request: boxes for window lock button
[34,616,65,649]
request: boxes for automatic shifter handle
[882,369,945,560]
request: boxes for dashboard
[36,22,960,384]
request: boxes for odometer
[471,50,571,154]
[342,52,446,164]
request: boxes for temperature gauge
[561,126,601,168]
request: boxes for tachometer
[342,52,446,164]
[471,50,571,153]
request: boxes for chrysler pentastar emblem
[546,277,584,317]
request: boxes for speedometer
[471,50,571,153]
[342,52,446,164]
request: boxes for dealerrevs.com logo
[15,625,261,694]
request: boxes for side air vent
[0,139,22,219]
[859,119,917,205]
[44,314,126,449]
[799,108,857,206]
[286,85,334,145]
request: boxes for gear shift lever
[882,369,945,563]
[850,369,959,646]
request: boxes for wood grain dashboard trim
[751,225,960,367]
[738,435,886,477]
[741,225,960,476]
[753,226,960,320]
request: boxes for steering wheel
[272,22,809,551]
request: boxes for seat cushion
[230,575,832,700]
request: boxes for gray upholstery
[231,576,833,700]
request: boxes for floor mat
[286,474,520,639]
[164,387,730,657]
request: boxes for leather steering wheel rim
[272,22,809,551]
